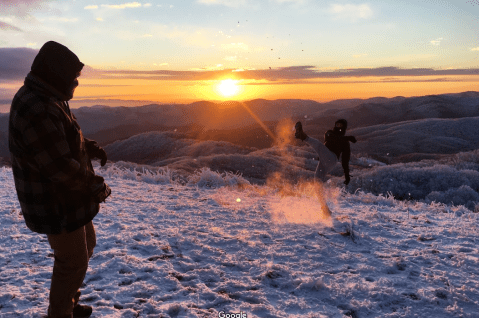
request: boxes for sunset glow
[70,75,479,106]
[217,79,239,98]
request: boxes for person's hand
[344,174,351,185]
[95,147,108,166]
[94,183,111,203]
[90,175,111,203]
[86,140,108,166]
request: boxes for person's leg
[312,180,332,218]
[73,221,96,308]
[304,136,325,155]
[315,161,329,183]
[305,136,337,182]
[47,225,89,318]
[304,137,336,218]
[85,221,96,260]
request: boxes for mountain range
[1,91,478,165]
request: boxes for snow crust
[1,164,478,317]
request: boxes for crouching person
[8,41,111,318]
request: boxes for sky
[1,0,479,106]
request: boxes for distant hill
[349,116,479,159]
[103,131,255,165]
[299,92,479,138]
[101,115,479,178]
[0,95,410,134]
[1,92,479,160]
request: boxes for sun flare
[217,79,239,98]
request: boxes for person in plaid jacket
[8,41,111,318]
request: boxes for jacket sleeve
[83,137,99,157]
[341,138,351,176]
[346,135,357,143]
[22,112,94,190]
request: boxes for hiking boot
[43,306,73,318]
[294,121,308,141]
[42,314,72,318]
[72,304,92,318]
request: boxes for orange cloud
[80,65,479,83]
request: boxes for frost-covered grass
[99,128,479,211]
[347,150,479,210]
[1,164,478,317]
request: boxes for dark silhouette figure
[294,119,357,218]
[295,119,357,185]
[8,41,111,318]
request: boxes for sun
[217,79,239,98]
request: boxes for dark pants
[46,221,96,318]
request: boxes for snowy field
[1,163,479,318]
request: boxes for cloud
[84,5,98,9]
[2,48,477,85]
[2,51,478,85]
[40,17,79,23]
[232,67,256,72]
[101,2,142,9]
[73,84,134,88]
[224,56,238,61]
[220,43,249,51]
[0,21,22,31]
[353,54,368,58]
[1,0,52,18]
[0,48,38,81]
[80,65,479,82]
[148,25,222,48]
[197,0,248,7]
[272,0,307,4]
[329,3,373,21]
[188,64,224,71]
[430,38,443,46]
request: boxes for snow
[349,117,479,156]
[1,163,479,317]
[346,150,479,210]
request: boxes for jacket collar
[25,72,71,102]
[24,72,73,118]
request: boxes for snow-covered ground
[1,163,479,318]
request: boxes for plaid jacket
[9,73,99,234]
